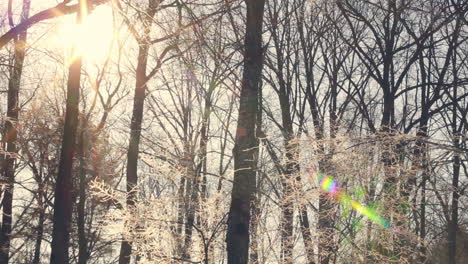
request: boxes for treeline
[0,0,466,263]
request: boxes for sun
[55,4,115,64]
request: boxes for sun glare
[55,4,115,64]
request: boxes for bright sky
[0,1,116,62]
[54,3,116,65]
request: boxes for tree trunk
[249,192,260,264]
[32,190,45,264]
[318,192,335,264]
[250,84,263,264]
[447,124,460,264]
[50,1,88,263]
[118,1,161,261]
[118,42,150,264]
[226,0,266,263]
[277,79,296,264]
[448,43,460,264]
[182,81,214,260]
[118,1,167,257]
[28,152,46,264]
[280,143,297,264]
[0,1,31,263]
[78,126,89,264]
[299,207,315,264]
[175,176,185,255]
[181,150,196,260]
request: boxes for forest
[0,0,467,263]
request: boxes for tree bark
[118,2,157,260]
[181,80,214,260]
[118,42,150,264]
[32,184,45,264]
[78,124,89,264]
[448,37,461,264]
[226,0,266,263]
[277,75,296,264]
[0,0,31,263]
[250,81,263,264]
[50,1,87,263]
[299,207,315,264]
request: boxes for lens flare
[311,169,391,229]
[53,4,115,66]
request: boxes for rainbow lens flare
[311,169,391,229]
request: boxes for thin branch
[0,0,110,49]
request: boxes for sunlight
[56,4,115,64]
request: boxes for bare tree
[117,0,178,262]
[226,0,266,263]
[49,1,89,263]
[0,0,31,263]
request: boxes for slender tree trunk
[418,40,433,262]
[250,84,263,264]
[405,52,430,262]
[380,87,397,194]
[0,1,31,263]
[277,78,296,264]
[78,126,89,264]
[448,46,460,264]
[299,207,315,264]
[300,16,331,260]
[448,124,460,264]
[318,191,335,264]
[182,82,214,260]
[226,0,266,263]
[318,55,341,264]
[49,0,87,261]
[249,192,260,264]
[180,81,195,260]
[175,176,185,255]
[280,144,296,264]
[118,2,160,261]
[296,7,320,263]
[118,2,163,258]
[182,149,196,260]
[27,152,46,264]
[32,183,45,264]
[118,41,150,264]
[419,171,427,262]
[271,12,299,259]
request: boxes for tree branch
[0,0,109,50]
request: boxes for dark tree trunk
[280,143,297,264]
[448,152,460,264]
[250,82,263,264]
[118,1,161,261]
[318,193,335,264]
[266,1,299,260]
[175,176,185,255]
[226,0,266,263]
[181,149,196,260]
[249,192,260,264]
[296,6,320,262]
[0,1,31,263]
[416,50,430,263]
[277,80,296,264]
[182,82,214,260]
[299,207,315,264]
[50,1,87,263]
[32,188,45,264]
[448,42,461,264]
[118,42,150,264]
[78,126,89,264]
[26,147,47,264]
